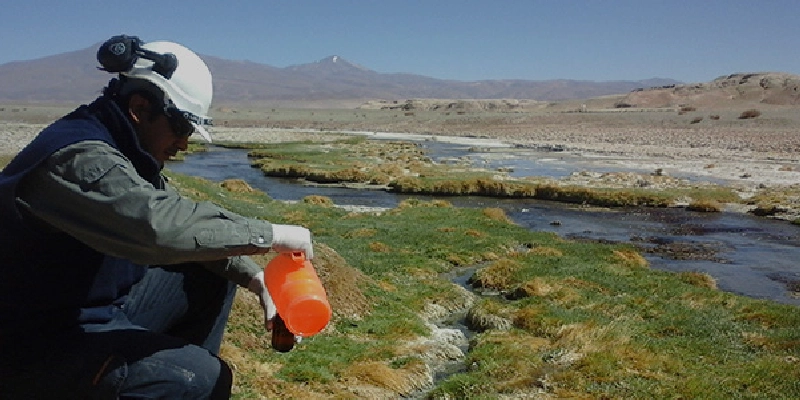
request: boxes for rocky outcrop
[623,72,800,108]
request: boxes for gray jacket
[16,140,269,287]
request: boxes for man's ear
[127,93,150,124]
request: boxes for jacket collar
[65,95,162,184]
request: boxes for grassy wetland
[3,101,800,398]
[236,136,744,210]
[171,131,799,398]
[164,166,800,399]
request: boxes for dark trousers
[1,264,238,399]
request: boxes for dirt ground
[4,102,799,192]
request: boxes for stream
[168,144,800,307]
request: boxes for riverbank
[203,125,800,222]
[5,122,797,189]
[3,116,800,220]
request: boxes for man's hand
[270,224,314,259]
[247,271,276,330]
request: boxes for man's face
[129,95,192,167]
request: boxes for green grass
[162,169,800,398]
[230,138,743,209]
[432,249,800,398]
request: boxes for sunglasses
[165,108,195,137]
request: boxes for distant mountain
[0,43,684,104]
[0,47,108,102]
[287,55,374,76]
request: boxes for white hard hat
[121,41,214,142]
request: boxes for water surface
[168,145,800,306]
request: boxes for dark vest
[0,95,161,336]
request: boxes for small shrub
[529,246,563,257]
[482,207,512,223]
[465,229,485,237]
[220,179,256,193]
[613,249,648,267]
[750,206,784,217]
[368,242,391,252]
[679,271,717,289]
[739,109,761,119]
[303,195,334,206]
[397,198,452,209]
[686,200,722,212]
[473,258,522,290]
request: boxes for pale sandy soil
[3,106,799,200]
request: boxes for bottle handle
[288,251,305,262]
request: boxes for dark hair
[104,77,165,122]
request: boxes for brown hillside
[623,72,800,108]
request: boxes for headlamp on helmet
[97,35,214,142]
[97,35,177,79]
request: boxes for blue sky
[2,0,797,83]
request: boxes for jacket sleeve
[200,256,263,289]
[15,140,275,266]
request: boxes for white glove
[270,224,314,259]
[248,271,277,330]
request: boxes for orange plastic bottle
[264,252,332,339]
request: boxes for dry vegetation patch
[220,179,256,193]
[612,249,648,267]
[305,243,373,320]
[342,360,431,396]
